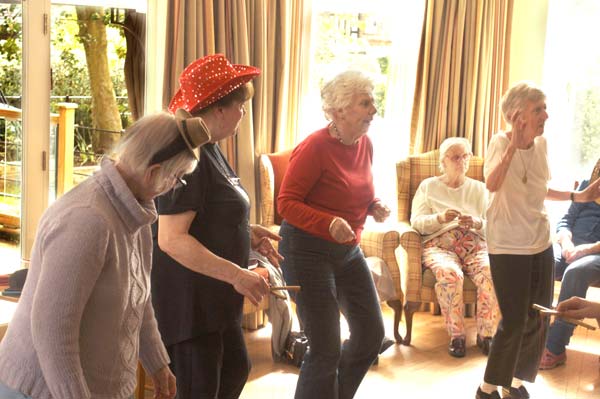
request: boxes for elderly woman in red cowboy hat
[151,54,282,399]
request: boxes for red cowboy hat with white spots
[168,54,261,114]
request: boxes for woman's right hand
[556,296,600,326]
[437,209,461,224]
[232,268,270,305]
[329,217,356,243]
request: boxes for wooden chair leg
[136,363,146,399]
[402,301,420,346]
[430,302,441,315]
[386,299,403,343]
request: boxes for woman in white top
[411,137,499,358]
[475,82,600,399]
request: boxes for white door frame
[21,0,51,262]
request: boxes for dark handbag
[283,331,309,368]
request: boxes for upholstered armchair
[258,150,405,342]
[395,149,484,345]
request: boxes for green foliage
[574,87,600,165]
[313,12,392,117]
[0,6,21,62]
[0,6,22,106]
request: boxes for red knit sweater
[277,127,376,244]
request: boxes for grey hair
[113,112,197,183]
[439,137,472,173]
[321,71,374,120]
[501,81,546,125]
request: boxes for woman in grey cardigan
[0,110,210,399]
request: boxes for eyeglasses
[447,153,471,162]
[174,175,187,190]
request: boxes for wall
[508,0,549,85]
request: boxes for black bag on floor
[283,331,309,368]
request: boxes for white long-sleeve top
[410,176,488,243]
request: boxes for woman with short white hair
[411,137,499,358]
[277,70,390,399]
[0,110,210,399]
[475,81,600,399]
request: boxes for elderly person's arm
[546,178,600,202]
[138,295,176,399]
[30,210,110,399]
[158,212,268,305]
[484,137,516,193]
[410,181,452,235]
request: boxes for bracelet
[570,191,575,202]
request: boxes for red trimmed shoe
[539,348,566,370]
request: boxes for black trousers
[484,246,554,387]
[167,325,250,399]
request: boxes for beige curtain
[163,0,310,222]
[410,0,513,156]
[249,0,310,155]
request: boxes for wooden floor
[241,287,600,399]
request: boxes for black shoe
[475,387,501,399]
[448,337,466,358]
[477,335,492,356]
[502,385,530,399]
[380,336,395,354]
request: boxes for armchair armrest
[395,222,424,303]
[360,225,401,302]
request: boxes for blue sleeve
[556,179,590,233]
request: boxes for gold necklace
[330,122,356,145]
[330,122,344,143]
[517,150,531,184]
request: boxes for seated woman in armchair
[410,137,499,358]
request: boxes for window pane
[0,2,22,274]
[543,0,600,223]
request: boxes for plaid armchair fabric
[395,149,484,345]
[258,150,404,342]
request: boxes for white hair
[501,81,546,125]
[321,71,374,120]
[439,137,472,173]
[113,112,197,187]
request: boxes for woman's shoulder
[489,131,509,144]
[464,176,486,190]
[417,176,441,189]
[290,127,330,156]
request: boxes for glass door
[0,1,23,274]
[50,2,147,196]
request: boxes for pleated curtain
[162,0,310,222]
[410,0,513,156]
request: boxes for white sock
[480,382,498,394]
[511,378,524,388]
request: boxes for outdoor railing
[0,104,75,230]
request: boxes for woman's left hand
[370,201,391,223]
[250,225,284,267]
[151,365,177,399]
[457,215,482,230]
[577,177,600,202]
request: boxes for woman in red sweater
[277,70,391,399]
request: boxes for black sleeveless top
[151,143,250,345]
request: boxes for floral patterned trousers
[422,228,499,339]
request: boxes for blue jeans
[546,253,600,355]
[0,382,31,399]
[278,221,384,399]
